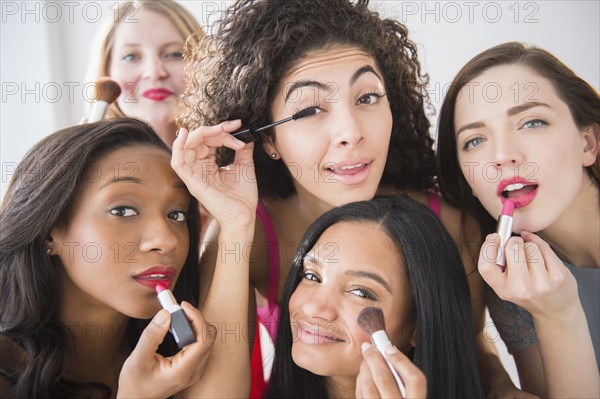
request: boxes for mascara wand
[232,107,318,143]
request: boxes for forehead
[82,144,177,185]
[113,9,183,43]
[311,221,404,283]
[281,45,380,82]
[457,64,560,107]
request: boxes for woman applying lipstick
[0,118,257,398]
[436,42,600,397]
[86,0,203,147]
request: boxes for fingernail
[176,128,183,137]
[384,345,398,357]
[153,309,170,326]
[361,342,372,352]
[234,139,246,148]
[226,119,241,126]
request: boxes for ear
[45,233,57,256]
[409,328,417,348]
[261,136,277,157]
[582,123,599,167]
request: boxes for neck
[152,120,177,148]
[539,177,599,268]
[325,376,356,399]
[58,278,130,391]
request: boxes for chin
[291,344,358,377]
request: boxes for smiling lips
[295,323,344,344]
[497,177,539,208]
[133,266,176,289]
[142,88,174,101]
[325,159,372,185]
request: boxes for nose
[139,216,179,254]
[333,107,364,148]
[301,288,338,322]
[493,130,524,168]
[142,55,168,80]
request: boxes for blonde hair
[85,0,204,118]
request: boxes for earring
[46,248,52,255]
[270,152,278,159]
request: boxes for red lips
[142,88,174,101]
[133,265,176,289]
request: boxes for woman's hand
[117,302,217,399]
[356,343,426,398]
[478,232,579,319]
[171,122,258,230]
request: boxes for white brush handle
[88,100,109,122]
[372,330,407,398]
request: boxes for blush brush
[89,77,121,122]
[357,306,407,397]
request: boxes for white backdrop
[1,0,599,385]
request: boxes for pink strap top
[427,190,442,218]
[256,202,281,342]
[254,193,441,342]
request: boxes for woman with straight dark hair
[0,118,257,398]
[436,42,600,397]
[267,196,484,398]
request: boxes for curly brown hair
[179,0,435,199]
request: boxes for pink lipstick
[156,284,195,348]
[495,199,515,271]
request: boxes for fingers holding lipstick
[480,231,579,318]
[117,305,215,399]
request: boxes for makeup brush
[232,107,319,143]
[357,307,407,397]
[88,77,121,122]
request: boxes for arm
[171,122,258,398]
[439,202,524,398]
[479,232,599,398]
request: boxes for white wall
[1,0,599,385]
[2,1,599,194]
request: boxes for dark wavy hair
[0,119,199,399]
[267,196,484,398]
[179,0,435,199]
[437,42,600,237]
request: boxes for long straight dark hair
[267,196,484,398]
[0,119,199,398]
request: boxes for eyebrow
[284,64,383,102]
[100,176,141,189]
[456,102,552,136]
[100,176,187,190]
[345,270,392,294]
[303,252,393,294]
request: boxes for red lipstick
[496,199,515,271]
[142,88,174,101]
[133,266,176,290]
[156,283,195,348]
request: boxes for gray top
[487,261,599,368]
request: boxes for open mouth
[501,183,539,199]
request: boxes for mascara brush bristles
[357,306,386,335]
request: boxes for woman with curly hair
[178,0,517,395]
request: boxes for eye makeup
[231,107,319,143]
